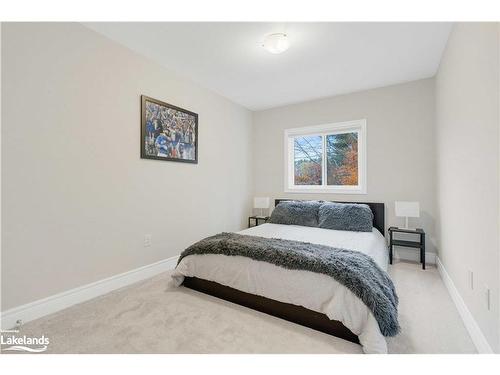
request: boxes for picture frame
[141,95,198,164]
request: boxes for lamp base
[253,207,268,219]
[396,217,419,230]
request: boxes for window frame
[284,119,367,194]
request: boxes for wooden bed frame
[182,199,385,345]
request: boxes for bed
[171,200,395,353]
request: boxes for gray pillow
[268,200,322,227]
[318,202,373,232]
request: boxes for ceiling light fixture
[262,33,290,54]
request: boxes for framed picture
[141,95,198,163]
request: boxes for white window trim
[283,119,367,194]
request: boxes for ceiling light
[262,33,290,54]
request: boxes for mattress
[172,223,390,353]
[240,223,388,271]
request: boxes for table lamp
[395,201,420,229]
[253,197,270,218]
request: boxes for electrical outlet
[469,270,474,290]
[485,286,490,311]
[144,234,152,247]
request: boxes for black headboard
[274,199,385,236]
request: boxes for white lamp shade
[262,33,290,54]
[395,201,420,218]
[254,197,270,209]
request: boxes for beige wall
[252,79,437,251]
[435,23,500,352]
[1,23,253,310]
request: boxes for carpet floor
[5,261,476,354]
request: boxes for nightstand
[248,216,269,228]
[388,227,426,269]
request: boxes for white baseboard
[436,256,493,353]
[392,248,436,264]
[1,255,179,330]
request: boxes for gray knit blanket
[177,232,399,337]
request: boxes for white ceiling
[84,22,452,111]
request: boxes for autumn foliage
[294,132,358,186]
[327,133,358,186]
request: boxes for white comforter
[171,223,390,353]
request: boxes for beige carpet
[4,261,476,354]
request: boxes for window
[284,120,366,194]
